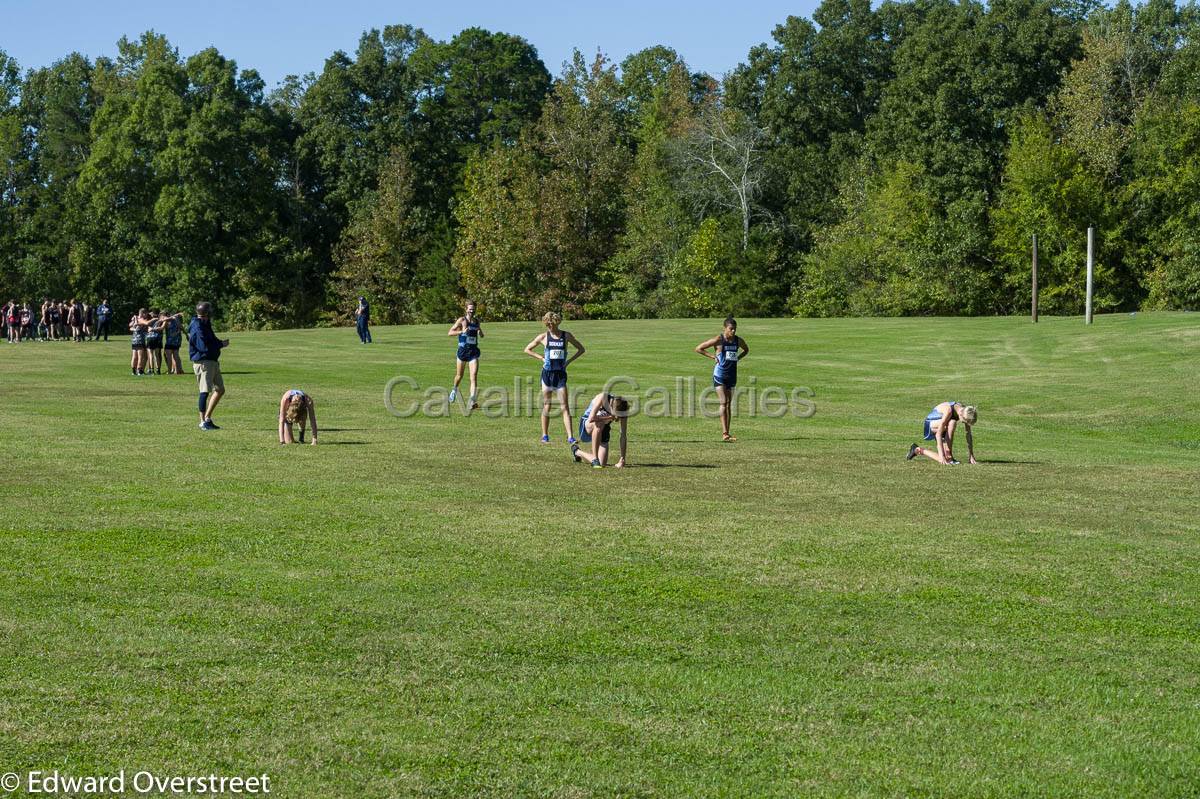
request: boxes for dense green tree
[410,27,550,197]
[596,57,698,317]
[992,113,1110,314]
[14,54,101,299]
[453,142,543,318]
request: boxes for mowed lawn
[0,314,1197,797]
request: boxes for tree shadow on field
[635,463,717,469]
[769,435,889,442]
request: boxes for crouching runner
[571,392,629,469]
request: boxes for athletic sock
[199,392,208,413]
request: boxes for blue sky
[3,0,819,87]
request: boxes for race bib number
[464,336,477,345]
[724,350,739,362]
[548,349,565,360]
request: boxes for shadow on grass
[981,459,1043,464]
[635,463,717,469]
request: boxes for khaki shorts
[193,360,225,393]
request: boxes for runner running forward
[448,300,483,410]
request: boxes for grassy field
[1,313,1197,797]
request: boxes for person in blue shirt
[354,297,372,343]
[448,300,484,410]
[907,402,978,465]
[188,301,230,431]
[95,299,112,341]
[524,311,585,444]
[695,317,749,442]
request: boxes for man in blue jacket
[95,299,112,341]
[188,301,230,430]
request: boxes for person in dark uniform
[448,300,483,410]
[129,309,150,375]
[571,392,630,469]
[695,317,749,442]
[524,312,585,444]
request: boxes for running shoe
[448,389,457,402]
[906,443,919,461]
[541,434,550,443]
[571,444,582,463]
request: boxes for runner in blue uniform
[278,388,319,445]
[448,300,483,410]
[571,392,630,468]
[906,401,977,465]
[524,311,585,444]
[695,317,749,441]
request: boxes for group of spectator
[3,298,115,343]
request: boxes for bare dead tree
[673,107,766,252]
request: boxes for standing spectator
[66,299,80,341]
[20,304,34,341]
[95,298,112,341]
[4,301,18,343]
[81,302,94,340]
[188,301,229,431]
[354,296,372,343]
[48,301,62,340]
[38,299,50,341]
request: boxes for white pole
[1085,226,1094,325]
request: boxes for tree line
[1,0,1198,326]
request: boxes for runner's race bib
[548,349,565,359]
[724,350,738,362]
[465,336,477,345]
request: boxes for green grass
[1,313,1198,797]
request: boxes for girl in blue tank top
[448,300,484,409]
[906,401,978,465]
[524,311,585,444]
[695,317,749,442]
